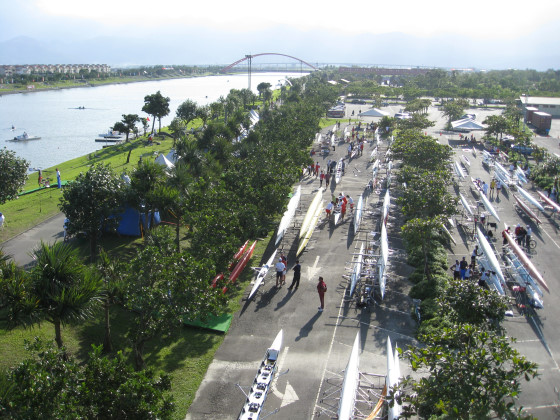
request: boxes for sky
[1,0,559,69]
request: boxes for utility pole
[246,54,253,90]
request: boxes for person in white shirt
[275,258,286,287]
[0,212,5,229]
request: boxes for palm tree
[31,241,102,348]
[97,248,123,353]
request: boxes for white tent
[451,118,485,131]
[155,153,175,169]
[360,108,390,117]
[165,149,177,164]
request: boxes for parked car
[511,144,534,155]
[351,99,367,104]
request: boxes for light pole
[246,55,253,90]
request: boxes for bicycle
[524,237,537,251]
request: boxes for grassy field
[0,133,176,242]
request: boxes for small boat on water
[7,132,40,142]
[97,130,126,141]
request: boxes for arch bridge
[220,53,318,73]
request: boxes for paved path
[187,113,416,419]
[1,213,66,269]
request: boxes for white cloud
[34,0,560,39]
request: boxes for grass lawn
[0,133,176,242]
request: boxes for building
[519,95,560,118]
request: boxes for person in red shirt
[340,200,347,222]
[317,276,327,312]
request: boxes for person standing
[288,260,301,290]
[280,253,288,284]
[489,178,496,198]
[471,245,479,268]
[319,170,325,188]
[56,168,62,189]
[325,201,334,219]
[275,258,285,288]
[450,259,461,280]
[482,181,489,196]
[525,225,533,248]
[0,212,5,229]
[340,199,347,222]
[317,276,327,312]
[496,179,502,199]
[325,171,331,188]
[459,257,468,280]
[38,169,43,187]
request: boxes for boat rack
[317,371,386,419]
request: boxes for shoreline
[0,73,219,96]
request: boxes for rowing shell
[461,154,471,169]
[335,159,343,184]
[224,240,257,293]
[459,193,474,217]
[275,186,301,246]
[513,194,542,225]
[537,191,560,212]
[378,223,389,300]
[454,161,466,179]
[503,225,548,293]
[238,330,283,420]
[386,337,402,420]
[248,249,278,299]
[349,243,364,297]
[354,195,363,234]
[472,146,477,157]
[229,239,250,271]
[479,190,500,222]
[299,189,323,239]
[297,199,323,256]
[516,186,545,212]
[338,332,360,420]
[476,226,505,286]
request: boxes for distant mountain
[1,25,558,70]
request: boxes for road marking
[281,381,299,407]
[271,346,288,399]
[542,228,560,250]
[307,256,321,280]
[311,263,352,419]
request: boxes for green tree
[392,131,451,170]
[0,148,29,205]
[3,242,102,348]
[121,227,226,370]
[97,248,124,353]
[118,113,140,142]
[176,99,198,129]
[142,90,170,133]
[141,117,149,136]
[59,163,124,262]
[484,114,510,139]
[401,217,444,280]
[441,98,470,128]
[0,339,174,419]
[128,160,167,233]
[257,82,272,99]
[392,325,538,419]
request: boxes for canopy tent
[155,153,175,169]
[451,118,485,131]
[359,108,390,117]
[116,206,161,237]
[165,149,177,164]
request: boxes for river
[0,72,306,169]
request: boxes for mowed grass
[0,133,176,242]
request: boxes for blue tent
[117,207,161,236]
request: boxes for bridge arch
[220,53,318,73]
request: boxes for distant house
[519,95,560,118]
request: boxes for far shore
[0,72,223,96]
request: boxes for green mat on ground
[183,313,233,333]
[19,181,69,196]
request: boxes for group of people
[473,177,502,199]
[450,251,489,289]
[325,193,354,222]
[37,168,63,189]
[273,255,327,312]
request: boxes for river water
[0,72,305,169]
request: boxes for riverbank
[0,72,220,96]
